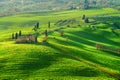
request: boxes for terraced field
[0,8,120,80]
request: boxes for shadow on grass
[53,67,99,77]
[49,38,84,48]
[70,30,120,46]
[1,48,57,79]
[65,33,96,46]
[19,54,54,71]
[47,42,120,76]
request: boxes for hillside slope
[0,8,120,79]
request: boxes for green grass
[0,8,120,80]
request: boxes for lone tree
[82,15,86,20]
[36,22,39,29]
[45,30,48,37]
[19,30,22,36]
[15,33,18,39]
[12,33,15,39]
[48,22,51,28]
[85,18,89,23]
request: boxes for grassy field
[0,8,120,80]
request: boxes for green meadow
[0,8,120,80]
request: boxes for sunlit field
[0,8,120,80]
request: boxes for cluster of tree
[33,22,39,31]
[12,30,22,39]
[13,20,69,43]
[1,0,120,15]
[84,0,89,9]
[83,0,119,10]
[33,22,41,42]
[34,22,51,43]
[82,15,89,23]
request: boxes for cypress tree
[85,18,89,23]
[48,22,50,28]
[19,30,22,36]
[36,22,39,29]
[45,30,48,37]
[82,15,86,20]
[15,33,18,39]
[12,33,14,39]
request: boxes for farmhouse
[16,34,37,43]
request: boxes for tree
[36,22,39,29]
[45,30,48,37]
[15,33,18,39]
[92,1,97,5]
[33,23,40,43]
[12,33,14,39]
[82,15,86,20]
[33,22,40,31]
[19,30,22,36]
[85,18,89,23]
[48,22,51,28]
[84,0,89,9]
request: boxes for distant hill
[0,0,120,15]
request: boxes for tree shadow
[49,38,84,48]
[53,67,100,77]
[3,50,57,79]
[65,33,96,46]
[70,30,120,46]
[19,55,54,71]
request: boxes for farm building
[16,34,37,43]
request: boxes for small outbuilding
[16,34,37,43]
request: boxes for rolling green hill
[0,8,120,80]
